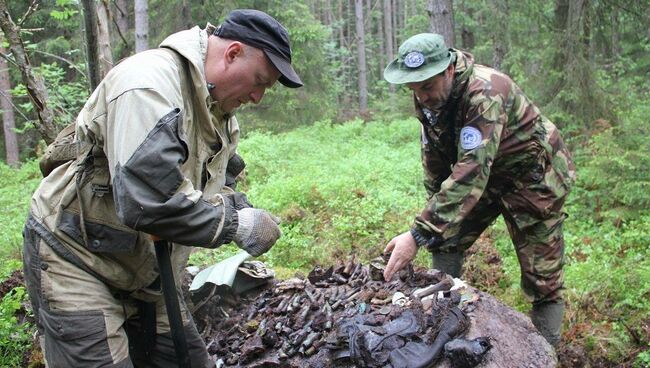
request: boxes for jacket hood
[159,25,212,105]
[450,50,474,99]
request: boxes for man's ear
[446,62,455,76]
[225,42,244,64]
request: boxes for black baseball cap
[214,9,303,88]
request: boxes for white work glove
[234,208,281,256]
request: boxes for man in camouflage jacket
[382,33,575,347]
[23,10,301,367]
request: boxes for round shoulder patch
[404,51,425,68]
[460,126,482,150]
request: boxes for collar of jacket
[159,25,211,100]
[160,24,233,139]
[446,50,474,109]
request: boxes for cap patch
[404,51,425,68]
[460,126,482,150]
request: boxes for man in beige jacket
[23,9,301,367]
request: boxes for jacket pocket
[55,163,138,253]
[58,210,137,253]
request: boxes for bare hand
[383,231,418,281]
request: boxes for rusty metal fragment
[193,256,480,367]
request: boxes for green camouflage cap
[384,33,454,84]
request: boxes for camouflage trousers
[432,194,567,305]
[22,216,213,368]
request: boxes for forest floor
[463,235,649,368]
[4,236,647,368]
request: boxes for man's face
[406,67,454,113]
[211,43,281,113]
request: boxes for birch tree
[96,0,113,77]
[383,0,395,92]
[354,0,368,114]
[135,0,149,53]
[0,43,18,166]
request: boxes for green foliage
[0,287,32,367]
[50,0,78,21]
[0,161,42,265]
[220,114,647,363]
[635,350,650,368]
[237,1,339,132]
[205,118,425,273]
[570,75,650,216]
[0,1,647,365]
[12,62,89,133]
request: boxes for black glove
[225,154,246,190]
[410,227,444,251]
[223,192,253,210]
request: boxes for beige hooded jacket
[30,25,240,295]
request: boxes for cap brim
[264,50,303,88]
[383,57,451,84]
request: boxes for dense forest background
[0,0,648,367]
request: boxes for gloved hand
[223,192,253,210]
[234,208,281,256]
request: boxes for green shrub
[0,287,32,367]
[0,161,42,266]
[191,118,425,274]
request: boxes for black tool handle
[154,239,192,368]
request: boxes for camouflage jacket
[413,50,575,238]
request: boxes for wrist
[235,208,254,241]
[410,227,430,248]
[410,227,443,250]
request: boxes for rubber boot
[531,300,564,347]
[432,252,464,278]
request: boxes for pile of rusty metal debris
[189,255,492,368]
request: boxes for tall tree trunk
[0,0,57,144]
[180,0,192,31]
[96,0,113,78]
[426,0,456,47]
[400,0,404,29]
[551,0,569,71]
[325,0,333,26]
[81,0,101,91]
[491,0,508,70]
[113,0,129,58]
[609,9,620,58]
[365,0,372,36]
[583,0,591,60]
[391,0,398,50]
[0,44,18,166]
[337,0,346,106]
[396,0,404,35]
[354,0,368,114]
[377,0,385,75]
[459,0,475,49]
[135,0,149,53]
[383,0,395,92]
[114,0,128,37]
